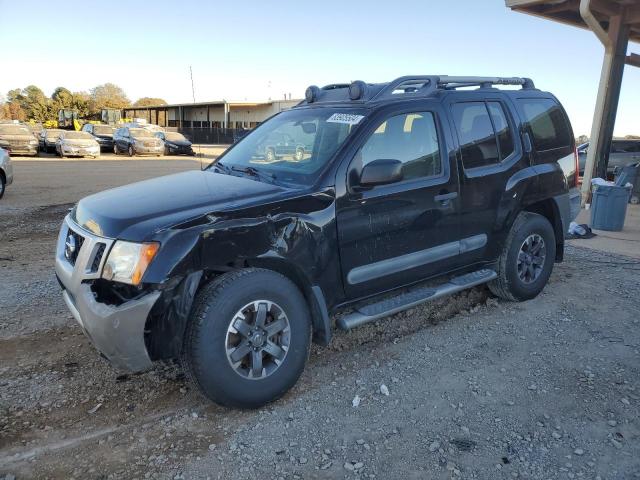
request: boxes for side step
[337,269,497,331]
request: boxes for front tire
[265,148,275,162]
[128,145,134,157]
[489,212,556,302]
[0,175,5,199]
[181,268,311,409]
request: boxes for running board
[337,269,497,331]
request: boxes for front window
[93,125,114,135]
[130,128,154,138]
[164,132,187,142]
[0,125,31,135]
[63,131,93,140]
[211,108,365,185]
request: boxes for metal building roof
[506,0,640,44]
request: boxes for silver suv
[0,147,14,199]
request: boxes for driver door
[336,107,461,299]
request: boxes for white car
[0,147,14,199]
[56,131,100,158]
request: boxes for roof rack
[370,75,535,101]
[298,75,536,106]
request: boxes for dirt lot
[1,158,639,480]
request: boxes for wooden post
[581,14,630,204]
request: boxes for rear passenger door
[336,105,461,299]
[446,95,527,266]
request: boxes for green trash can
[590,183,631,231]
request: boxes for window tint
[451,102,499,169]
[487,102,514,160]
[359,112,442,180]
[518,98,572,151]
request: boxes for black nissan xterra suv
[55,76,581,408]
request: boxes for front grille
[65,229,84,266]
[9,140,28,147]
[91,243,106,273]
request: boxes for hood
[72,170,290,240]
[62,139,98,147]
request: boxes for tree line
[0,83,167,123]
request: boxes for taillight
[574,147,580,187]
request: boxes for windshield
[94,125,114,135]
[64,131,93,140]
[130,128,154,138]
[45,129,63,138]
[0,125,31,135]
[165,132,187,142]
[211,108,365,185]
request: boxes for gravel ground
[1,160,639,479]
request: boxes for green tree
[89,83,130,113]
[4,86,49,122]
[133,97,167,107]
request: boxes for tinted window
[359,112,442,180]
[518,98,572,151]
[451,102,499,169]
[487,102,514,160]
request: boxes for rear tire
[0,175,5,199]
[128,145,134,157]
[488,212,556,302]
[181,268,311,409]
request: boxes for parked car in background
[113,127,164,156]
[155,131,195,156]
[0,147,13,199]
[258,132,308,161]
[56,131,100,158]
[82,124,116,152]
[578,139,640,176]
[0,123,38,156]
[41,129,64,153]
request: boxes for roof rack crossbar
[437,76,535,89]
[370,75,535,101]
[370,75,440,101]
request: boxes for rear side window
[359,111,442,180]
[517,98,572,151]
[451,101,515,170]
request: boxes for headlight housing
[102,241,159,285]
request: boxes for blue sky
[0,0,638,136]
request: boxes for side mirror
[301,122,316,134]
[359,159,403,187]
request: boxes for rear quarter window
[517,98,572,152]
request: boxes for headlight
[29,139,38,145]
[102,241,159,285]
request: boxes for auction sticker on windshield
[326,113,365,125]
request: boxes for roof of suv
[295,75,538,108]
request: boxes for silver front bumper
[55,215,159,372]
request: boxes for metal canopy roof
[506,0,640,44]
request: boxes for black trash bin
[615,163,640,205]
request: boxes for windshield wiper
[231,165,277,183]
[212,160,232,174]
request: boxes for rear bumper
[55,215,159,372]
[554,188,581,239]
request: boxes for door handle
[434,192,458,204]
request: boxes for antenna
[189,65,196,103]
[189,66,204,169]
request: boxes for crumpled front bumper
[55,215,160,372]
